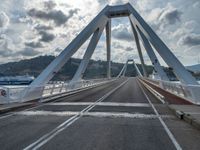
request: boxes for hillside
[186,64,200,73]
[0,55,154,81]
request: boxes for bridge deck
[0,77,200,150]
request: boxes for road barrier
[140,77,200,105]
[0,78,116,104]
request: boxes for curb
[0,103,35,114]
[41,79,117,103]
[168,105,200,130]
[0,79,118,115]
[138,78,200,131]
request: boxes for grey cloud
[178,34,200,46]
[0,11,9,28]
[112,24,133,41]
[0,40,13,57]
[55,47,62,52]
[19,47,40,56]
[113,42,123,49]
[125,47,133,51]
[25,41,43,48]
[34,24,53,31]
[113,42,134,51]
[28,8,79,26]
[159,7,182,25]
[39,31,55,42]
[43,1,56,10]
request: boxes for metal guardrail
[0,78,115,104]
[142,77,200,104]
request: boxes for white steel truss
[24,3,198,99]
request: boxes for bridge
[0,3,200,150]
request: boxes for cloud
[0,40,13,57]
[112,24,133,41]
[27,8,79,26]
[38,31,55,42]
[113,42,134,51]
[0,11,9,28]
[185,45,200,56]
[34,24,53,31]
[25,41,43,48]
[125,46,133,51]
[18,47,40,56]
[178,33,200,46]
[159,7,182,25]
[43,1,57,10]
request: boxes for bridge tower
[24,3,199,99]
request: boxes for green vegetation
[0,55,184,81]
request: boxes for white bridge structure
[0,3,200,104]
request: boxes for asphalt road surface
[0,77,200,150]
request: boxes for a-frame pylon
[24,3,198,99]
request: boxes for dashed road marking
[23,79,129,150]
[47,102,151,107]
[137,79,182,150]
[16,110,174,119]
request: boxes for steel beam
[117,63,126,78]
[23,7,110,98]
[106,19,111,79]
[132,60,142,77]
[127,4,198,85]
[135,26,169,81]
[129,18,147,77]
[70,26,105,82]
[29,7,109,88]
[122,60,128,77]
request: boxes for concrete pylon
[127,3,198,85]
[133,24,169,81]
[129,18,147,77]
[132,60,142,77]
[70,26,105,83]
[25,3,198,100]
[106,19,111,79]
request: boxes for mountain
[186,64,200,73]
[0,55,154,81]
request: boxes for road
[0,77,200,150]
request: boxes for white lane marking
[137,80,182,150]
[0,79,116,120]
[23,79,129,150]
[0,103,46,120]
[0,114,13,120]
[138,79,165,104]
[48,102,150,107]
[16,110,174,119]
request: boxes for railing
[142,77,200,104]
[0,78,115,104]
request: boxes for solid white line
[0,103,44,120]
[137,79,182,150]
[138,79,165,104]
[23,79,129,150]
[0,79,116,120]
[16,110,174,119]
[48,102,150,107]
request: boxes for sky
[0,0,200,66]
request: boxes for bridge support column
[23,7,110,99]
[70,26,105,83]
[128,4,198,85]
[134,25,169,81]
[129,19,147,77]
[132,60,142,77]
[106,19,111,79]
[28,8,109,88]
[117,63,126,78]
[122,60,128,77]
